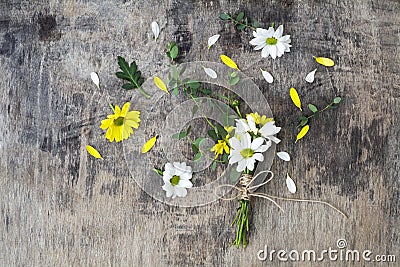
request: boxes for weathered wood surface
[0,0,399,266]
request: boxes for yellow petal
[290,87,302,111]
[220,54,239,70]
[142,135,158,153]
[154,76,169,94]
[314,56,335,67]
[296,125,309,143]
[86,145,103,159]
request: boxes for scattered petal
[277,151,290,161]
[260,68,273,83]
[207,34,220,49]
[286,173,297,193]
[314,56,335,67]
[90,72,100,88]
[305,68,317,83]
[220,54,239,70]
[142,135,158,153]
[290,87,302,111]
[296,125,309,143]
[151,21,160,41]
[86,145,103,159]
[203,66,217,79]
[154,76,169,94]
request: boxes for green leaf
[173,86,179,96]
[237,24,246,30]
[308,104,318,113]
[186,125,192,135]
[236,12,244,21]
[222,152,229,163]
[300,118,308,126]
[192,144,199,154]
[207,129,218,141]
[220,13,230,20]
[194,152,202,161]
[333,97,342,104]
[194,137,205,146]
[229,76,240,86]
[187,81,200,89]
[215,124,228,139]
[192,105,198,115]
[211,161,217,171]
[199,88,212,95]
[172,131,187,140]
[230,72,237,77]
[170,45,178,59]
[252,20,260,28]
[116,56,148,97]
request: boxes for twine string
[216,170,347,218]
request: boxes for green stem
[138,86,151,99]
[228,17,256,30]
[188,91,216,129]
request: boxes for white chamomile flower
[259,121,281,144]
[162,162,193,198]
[249,25,291,59]
[229,133,269,172]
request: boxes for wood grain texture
[0,0,399,266]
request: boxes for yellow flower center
[266,37,277,45]
[170,175,180,186]
[114,117,124,126]
[240,148,254,159]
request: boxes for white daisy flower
[228,133,269,172]
[162,162,193,198]
[249,25,291,59]
[259,121,281,144]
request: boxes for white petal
[274,25,283,38]
[90,72,100,88]
[241,133,251,148]
[305,68,317,83]
[207,34,220,48]
[253,153,264,162]
[261,69,273,83]
[277,151,290,161]
[151,21,160,41]
[178,179,193,188]
[251,137,265,150]
[229,137,242,151]
[269,45,277,59]
[254,43,266,50]
[237,159,247,172]
[276,42,286,57]
[162,182,174,197]
[261,46,270,58]
[279,35,291,42]
[174,187,188,197]
[229,152,242,164]
[254,144,269,153]
[286,174,297,194]
[203,67,217,79]
[269,136,281,144]
[246,158,256,171]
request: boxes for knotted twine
[217,170,347,218]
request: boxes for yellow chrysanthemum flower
[224,126,234,134]
[247,112,274,126]
[100,102,140,142]
[210,140,230,158]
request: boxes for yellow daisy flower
[211,140,230,158]
[100,102,140,142]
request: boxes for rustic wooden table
[1,0,399,266]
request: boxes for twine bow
[217,171,347,218]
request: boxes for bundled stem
[232,199,250,248]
